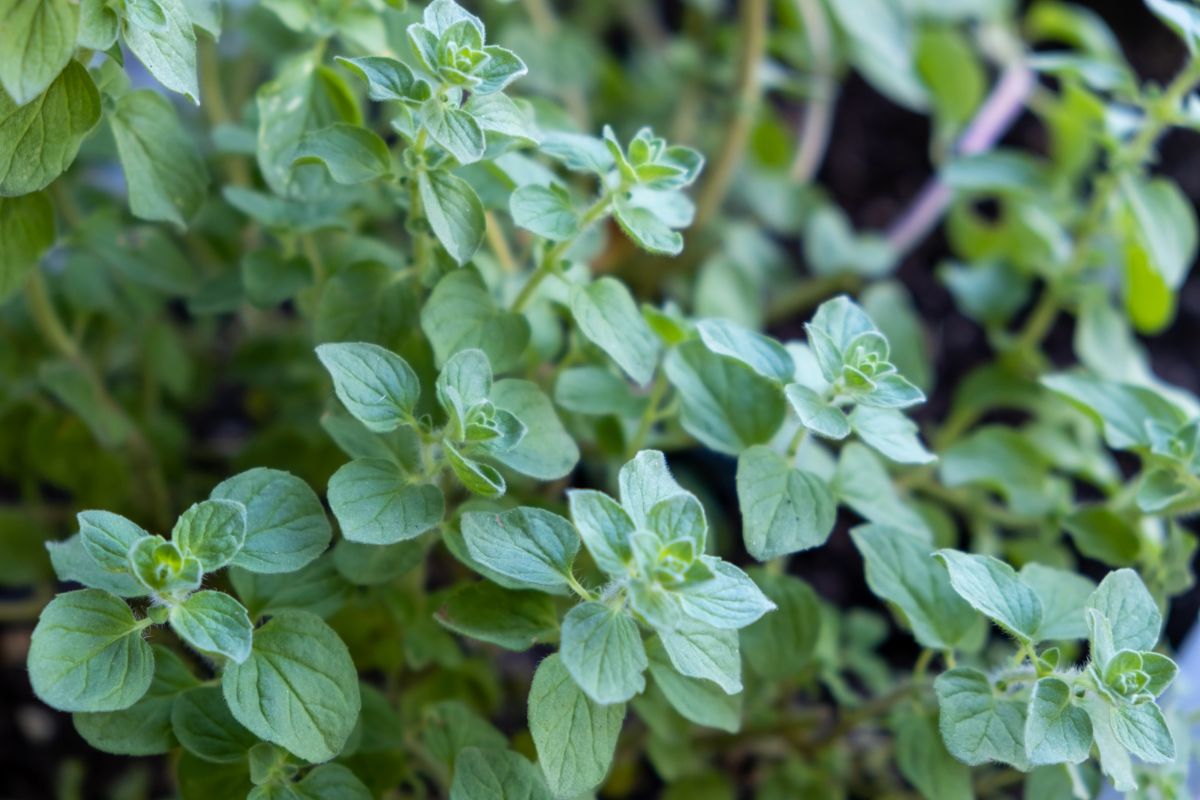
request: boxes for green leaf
[445,441,507,497]
[78,0,118,50]
[736,445,836,560]
[740,571,821,681]
[695,319,793,382]
[613,197,683,255]
[465,91,538,141]
[664,341,787,456]
[0,0,77,105]
[561,601,648,704]
[0,191,53,301]
[894,711,973,800]
[784,384,851,439]
[284,763,373,800]
[1019,563,1095,642]
[79,510,150,575]
[461,506,578,593]
[169,590,254,664]
[230,555,352,620]
[316,341,420,432]
[109,90,209,228]
[222,611,361,763]
[1086,568,1161,653]
[806,295,878,382]
[554,366,648,418]
[328,458,444,545]
[212,468,332,575]
[675,558,775,630]
[421,99,486,164]
[1041,372,1186,450]
[0,60,101,196]
[472,45,528,95]
[172,685,260,763]
[1025,677,1092,765]
[419,169,486,265]
[173,499,247,573]
[568,489,635,577]
[618,450,688,529]
[569,278,660,385]
[1147,0,1200,52]
[1110,700,1175,763]
[436,581,558,651]
[934,550,1044,643]
[294,123,391,184]
[1120,173,1196,292]
[508,183,578,241]
[28,589,154,712]
[47,534,145,597]
[645,638,740,732]
[420,268,530,371]
[122,0,198,101]
[257,49,359,198]
[658,618,741,695]
[1141,651,1179,696]
[850,524,980,651]
[934,667,1029,769]
[419,700,506,774]
[335,55,422,102]
[849,406,936,464]
[1080,694,1136,792]
[451,747,552,800]
[489,378,579,480]
[73,645,197,756]
[39,360,135,447]
[528,653,625,799]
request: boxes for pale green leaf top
[561,601,648,704]
[316,342,420,433]
[461,506,579,593]
[168,590,254,663]
[934,550,1044,643]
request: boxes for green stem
[26,270,80,361]
[789,0,837,183]
[626,371,668,457]
[565,571,596,602]
[511,193,613,312]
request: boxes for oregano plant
[5,0,1200,797]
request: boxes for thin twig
[789,0,837,183]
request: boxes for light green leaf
[421,99,485,164]
[78,510,149,575]
[1080,694,1136,792]
[72,645,197,756]
[1019,563,1095,642]
[46,534,145,597]
[934,667,1029,769]
[849,406,936,464]
[335,55,422,101]
[461,506,579,593]
[894,711,973,800]
[664,341,787,455]
[806,295,878,382]
[0,0,77,105]
[934,549,1044,643]
[316,342,420,433]
[173,499,247,573]
[294,123,390,184]
[109,90,209,228]
[695,319,793,382]
[436,581,558,651]
[554,366,648,418]
[0,60,100,196]
[561,601,648,704]
[1147,0,1200,52]
[421,268,530,371]
[850,524,980,651]
[1120,173,1196,291]
[419,700,506,773]
[451,747,552,800]
[0,190,53,301]
[78,0,119,50]
[1025,677,1092,765]
[472,45,528,95]
[28,589,154,712]
[645,638,740,732]
[658,618,741,695]
[510,183,578,241]
[646,493,706,552]
[169,590,254,663]
[1141,651,1179,696]
[222,611,361,763]
[257,49,359,197]
[172,685,261,763]
[1041,372,1186,450]
[618,449,687,528]
[529,653,625,799]
[1086,568,1161,653]
[784,383,850,439]
[445,441,507,497]
[675,558,775,630]
[567,489,635,577]
[490,378,579,480]
[613,197,682,255]
[328,458,444,545]
[465,91,537,140]
[570,278,659,386]
[736,445,835,560]
[741,571,820,681]
[1110,700,1175,763]
[230,555,352,620]
[419,169,486,265]
[212,468,331,575]
[122,0,199,101]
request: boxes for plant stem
[198,35,251,186]
[511,194,612,312]
[26,271,80,361]
[565,571,595,602]
[789,0,836,184]
[485,211,517,273]
[694,0,768,227]
[626,371,669,457]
